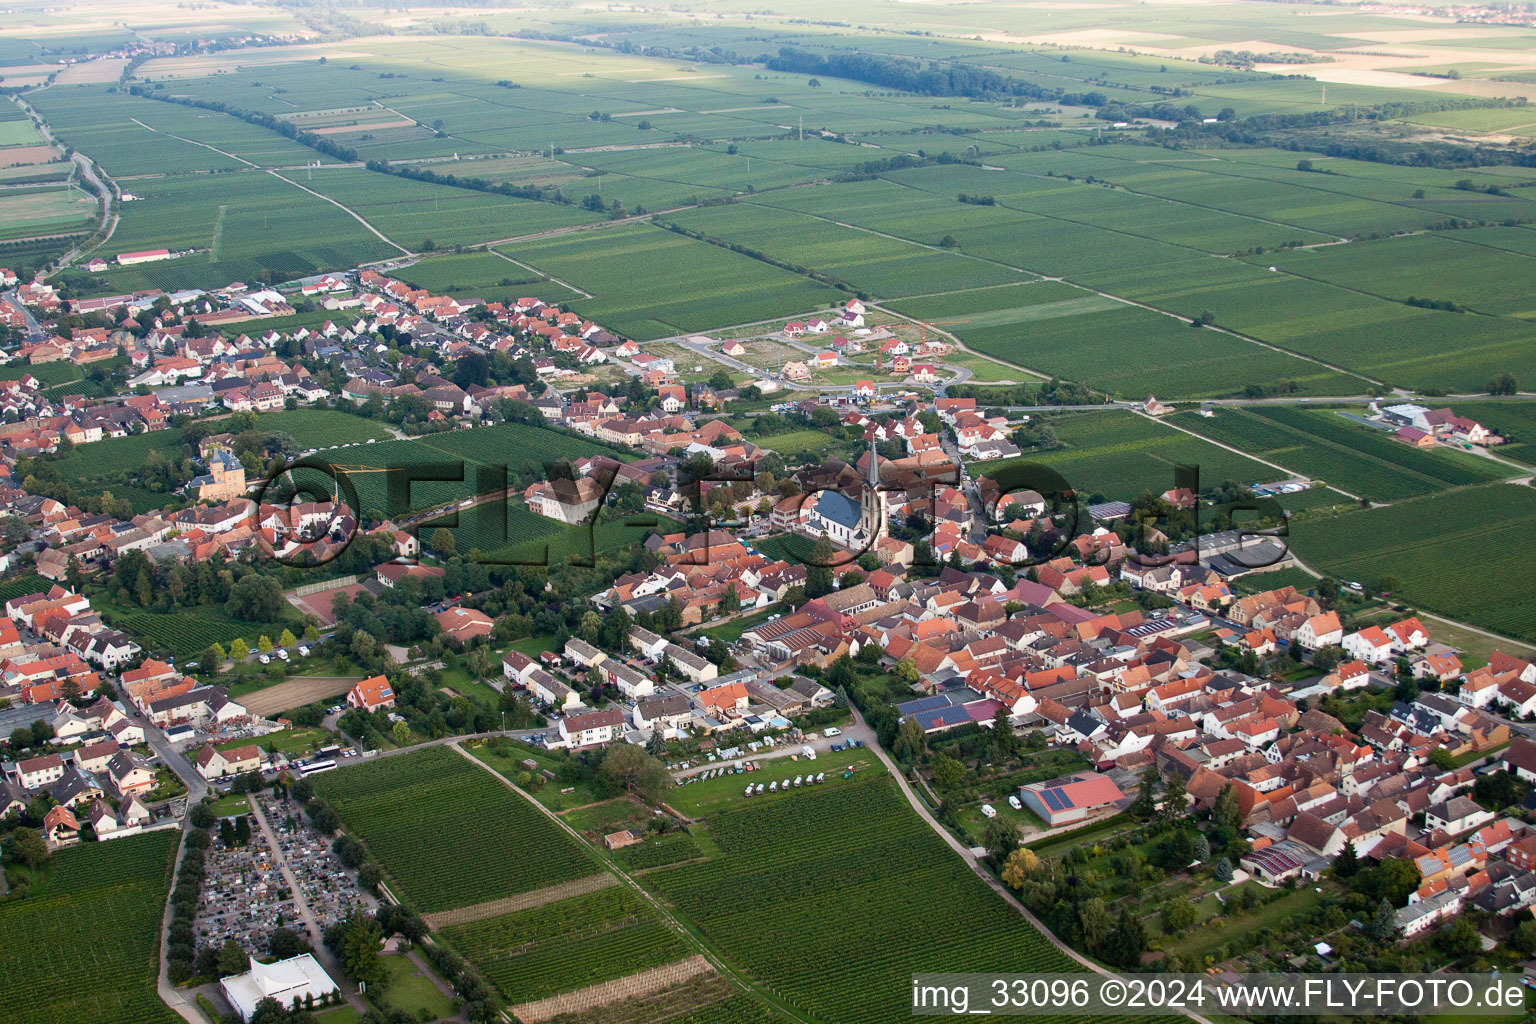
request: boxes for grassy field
[0,831,180,1024]
[373,954,456,1022]
[1290,483,1536,645]
[313,745,596,913]
[1168,406,1509,502]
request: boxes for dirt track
[242,675,365,717]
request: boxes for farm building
[1019,771,1125,826]
[116,249,173,266]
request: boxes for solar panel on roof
[1040,788,1068,812]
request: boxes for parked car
[1008,795,1022,811]
[980,804,997,818]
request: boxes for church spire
[866,437,880,487]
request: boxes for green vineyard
[1170,407,1505,503]
[646,775,1081,1024]
[1291,483,1536,644]
[0,831,180,1024]
[443,885,689,1002]
[314,746,595,913]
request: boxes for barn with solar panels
[1019,771,1126,826]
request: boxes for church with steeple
[805,439,886,551]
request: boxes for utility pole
[798,115,803,142]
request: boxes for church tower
[858,438,886,543]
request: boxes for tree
[279,629,297,648]
[1161,900,1197,935]
[808,77,821,87]
[805,538,836,598]
[1193,833,1210,861]
[5,826,49,869]
[258,635,274,654]
[893,656,919,686]
[982,815,1020,866]
[1105,908,1147,969]
[1132,768,1157,819]
[350,631,376,660]
[987,706,1015,763]
[392,720,411,746]
[892,716,926,762]
[229,638,250,661]
[339,912,386,988]
[930,752,965,789]
[1162,769,1186,820]
[429,527,456,557]
[1487,372,1518,396]
[189,802,216,829]
[1427,746,1455,770]
[1333,839,1360,879]
[268,927,306,959]
[707,369,733,391]
[599,744,671,803]
[1000,846,1042,889]
[1213,782,1242,831]
[227,574,285,622]
[217,938,248,977]
[1367,897,1399,941]
[1213,857,1233,883]
[1077,897,1113,952]
[938,234,959,248]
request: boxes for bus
[300,759,337,775]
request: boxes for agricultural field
[317,422,622,520]
[313,745,596,913]
[0,831,180,1024]
[1167,407,1509,503]
[0,183,96,242]
[663,202,1029,298]
[62,171,398,296]
[273,167,603,250]
[646,775,1080,1024]
[1290,483,1536,644]
[886,274,1364,400]
[392,250,580,303]
[982,410,1279,503]
[501,223,842,340]
[111,607,301,660]
[442,884,690,1003]
[253,409,396,450]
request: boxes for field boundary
[510,955,715,1023]
[421,871,618,930]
